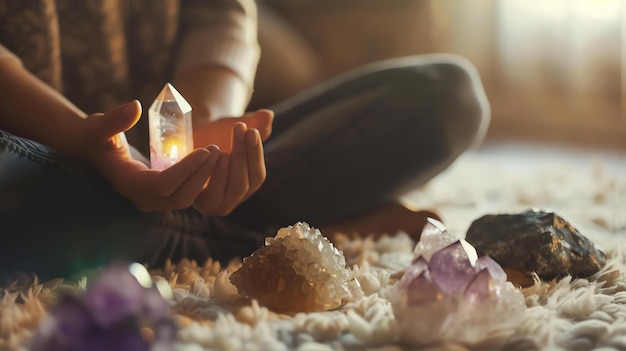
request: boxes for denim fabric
[0,130,264,282]
[0,54,489,281]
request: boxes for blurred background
[252,0,625,150]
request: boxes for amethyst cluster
[30,262,176,351]
[391,219,526,344]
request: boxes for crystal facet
[391,219,526,345]
[475,255,507,283]
[412,218,456,261]
[230,222,362,313]
[406,272,443,306]
[463,268,497,303]
[149,83,193,170]
[429,240,479,295]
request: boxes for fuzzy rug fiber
[1,143,625,351]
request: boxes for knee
[396,55,488,115]
[384,54,491,150]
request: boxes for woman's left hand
[192,109,274,152]
[191,109,274,216]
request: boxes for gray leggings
[0,55,489,281]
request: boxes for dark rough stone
[465,209,606,280]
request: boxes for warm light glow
[573,0,622,19]
[169,144,179,162]
[502,0,621,20]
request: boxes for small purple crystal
[476,255,507,283]
[406,256,429,279]
[428,240,478,295]
[407,273,444,306]
[30,262,177,351]
[412,218,457,261]
[421,218,448,240]
[391,219,526,344]
[463,268,497,303]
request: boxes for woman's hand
[81,101,272,215]
[81,100,221,212]
[192,109,274,216]
[192,109,274,152]
[172,66,274,215]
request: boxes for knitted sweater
[0,0,260,116]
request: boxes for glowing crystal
[230,223,362,313]
[149,83,193,170]
[391,219,526,344]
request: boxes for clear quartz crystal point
[149,83,193,170]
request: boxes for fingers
[243,128,266,200]
[124,148,212,212]
[120,118,268,214]
[213,122,250,215]
[163,147,220,209]
[192,109,274,153]
[254,109,274,141]
[148,148,213,197]
[92,100,142,140]
[193,152,230,213]
[193,123,267,216]
[241,109,274,141]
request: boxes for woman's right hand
[81,100,222,212]
[80,100,268,216]
[0,62,241,214]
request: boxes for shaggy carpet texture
[1,143,625,351]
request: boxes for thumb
[92,100,142,139]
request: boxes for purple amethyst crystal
[391,219,526,344]
[476,255,507,283]
[404,257,440,307]
[412,218,456,261]
[463,268,497,303]
[407,273,444,306]
[428,240,478,295]
[406,256,429,279]
[30,262,176,351]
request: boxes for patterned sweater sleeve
[175,0,261,90]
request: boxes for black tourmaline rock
[466,209,606,280]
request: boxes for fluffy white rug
[1,143,625,351]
